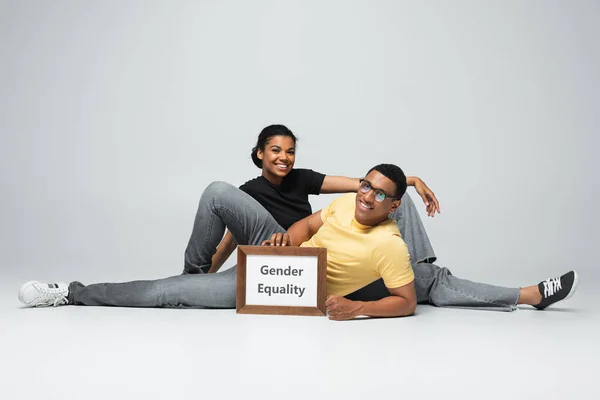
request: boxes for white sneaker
[18,281,69,307]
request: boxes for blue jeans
[69,182,520,311]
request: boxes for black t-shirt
[239,168,326,230]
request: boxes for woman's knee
[204,181,236,198]
[200,181,242,211]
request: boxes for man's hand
[325,296,363,321]
[414,178,441,217]
[261,232,292,246]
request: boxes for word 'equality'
[258,283,305,297]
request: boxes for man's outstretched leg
[18,181,284,308]
[383,194,579,311]
[346,265,579,311]
[414,265,579,311]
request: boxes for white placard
[245,254,318,307]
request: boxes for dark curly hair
[367,163,408,199]
[251,125,297,168]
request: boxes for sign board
[236,246,327,316]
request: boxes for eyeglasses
[359,179,399,203]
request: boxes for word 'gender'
[260,265,303,276]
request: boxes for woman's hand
[413,178,441,217]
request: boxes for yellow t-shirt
[300,193,414,297]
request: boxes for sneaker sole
[563,271,580,301]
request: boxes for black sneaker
[534,271,579,310]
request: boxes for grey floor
[1,278,597,400]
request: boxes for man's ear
[257,149,263,160]
[389,199,402,214]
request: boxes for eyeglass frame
[358,179,401,202]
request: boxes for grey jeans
[69,181,284,308]
[69,182,520,311]
[385,193,519,311]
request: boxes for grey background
[1,2,599,399]
[1,0,597,286]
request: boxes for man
[18,164,578,319]
[262,164,579,318]
[262,164,417,319]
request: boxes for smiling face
[354,170,401,226]
[257,135,296,184]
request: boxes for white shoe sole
[563,271,580,301]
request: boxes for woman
[206,124,440,274]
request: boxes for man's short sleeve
[320,196,339,223]
[373,236,414,289]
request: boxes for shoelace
[543,277,562,298]
[52,296,68,307]
[35,288,68,307]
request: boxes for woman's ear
[257,149,263,160]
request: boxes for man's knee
[428,267,456,306]
[435,266,452,277]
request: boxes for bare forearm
[285,211,323,246]
[286,219,311,246]
[356,296,416,318]
[406,176,421,187]
[320,176,360,194]
[209,230,237,273]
